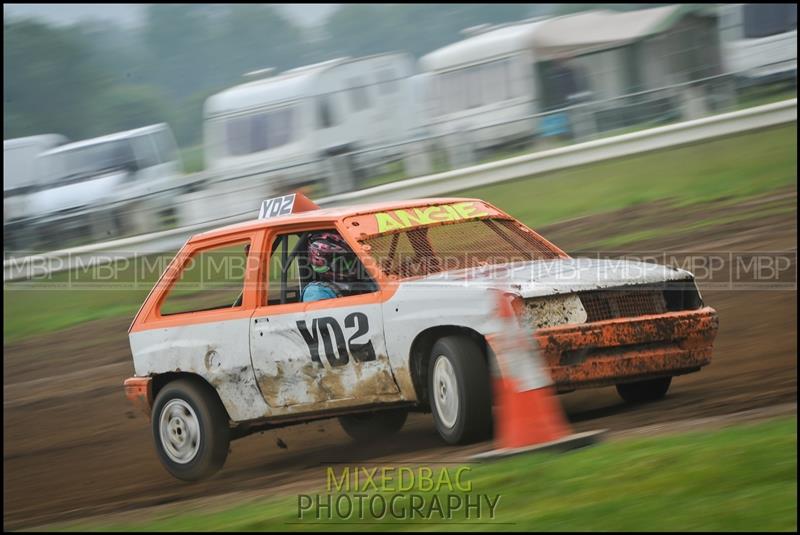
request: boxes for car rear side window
[160,240,252,315]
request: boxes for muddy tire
[428,336,493,444]
[151,378,230,481]
[616,377,672,403]
[338,408,408,442]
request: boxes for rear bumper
[124,376,153,417]
[535,307,719,389]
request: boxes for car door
[249,225,401,415]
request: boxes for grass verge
[457,124,796,228]
[47,416,797,531]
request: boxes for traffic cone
[473,291,605,460]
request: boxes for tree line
[4,4,661,150]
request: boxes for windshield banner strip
[345,201,503,237]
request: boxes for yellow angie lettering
[375,212,405,232]
[375,202,489,233]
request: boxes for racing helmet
[307,232,359,282]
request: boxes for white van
[719,3,797,87]
[202,53,417,189]
[27,124,184,243]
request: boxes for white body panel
[250,300,401,415]
[130,317,270,422]
[129,255,694,424]
[380,282,506,398]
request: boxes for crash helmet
[307,232,359,282]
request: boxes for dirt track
[3,191,797,530]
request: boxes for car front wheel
[152,378,230,481]
[428,336,493,444]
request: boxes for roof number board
[259,194,296,219]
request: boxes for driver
[302,232,361,302]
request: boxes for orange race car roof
[189,194,507,243]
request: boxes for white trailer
[718,3,797,88]
[202,53,417,191]
[4,134,68,226]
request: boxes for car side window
[265,229,377,306]
[160,240,251,315]
[131,134,160,170]
[153,128,177,163]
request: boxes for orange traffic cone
[473,291,605,460]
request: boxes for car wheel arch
[151,372,231,423]
[408,325,488,408]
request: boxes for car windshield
[38,140,135,185]
[359,217,562,279]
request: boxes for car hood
[407,257,693,298]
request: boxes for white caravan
[27,124,184,242]
[202,53,417,188]
[718,3,797,87]
[419,5,721,148]
[419,19,549,151]
[4,134,68,226]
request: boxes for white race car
[125,193,718,480]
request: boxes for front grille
[579,287,667,322]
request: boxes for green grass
[458,124,796,228]
[47,417,797,531]
[3,253,176,342]
[3,124,796,344]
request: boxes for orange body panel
[124,377,153,417]
[536,307,719,388]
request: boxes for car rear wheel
[338,408,408,442]
[616,376,672,403]
[428,336,493,444]
[152,378,230,481]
